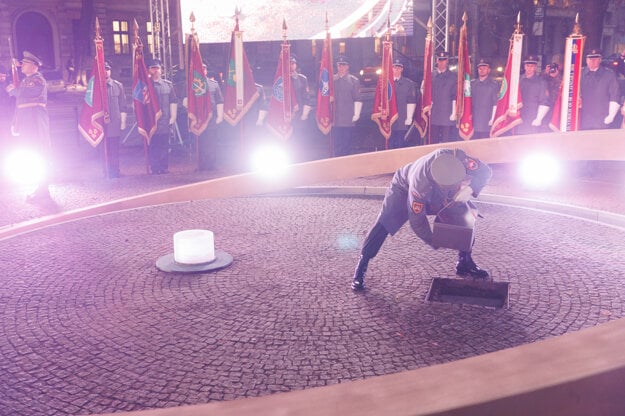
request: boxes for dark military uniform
[470,76,500,138]
[517,73,549,134]
[332,72,361,156]
[149,77,178,174]
[430,69,457,143]
[10,71,50,150]
[104,76,127,177]
[351,148,492,290]
[388,75,418,149]
[197,78,224,171]
[580,66,620,130]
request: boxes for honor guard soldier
[103,61,128,178]
[430,51,458,143]
[351,148,492,291]
[388,58,417,149]
[5,51,52,201]
[580,49,620,130]
[517,55,550,134]
[470,59,499,139]
[147,58,178,174]
[332,55,362,156]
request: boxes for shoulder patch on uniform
[412,201,424,214]
[466,158,478,170]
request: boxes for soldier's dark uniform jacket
[9,71,50,148]
[470,76,500,133]
[580,65,620,130]
[376,148,492,245]
[333,72,361,127]
[431,69,456,126]
[519,73,549,132]
[391,76,418,132]
[152,77,178,134]
[105,77,127,138]
[205,78,224,131]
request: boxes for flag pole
[323,12,334,157]
[94,18,111,179]
[235,7,244,161]
[133,20,150,175]
[188,12,201,171]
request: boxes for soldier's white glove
[182,97,188,108]
[352,101,362,122]
[169,103,178,125]
[453,185,473,203]
[405,103,416,126]
[216,103,224,124]
[531,105,549,126]
[120,112,127,130]
[301,105,312,120]
[449,100,457,121]
[604,101,620,124]
[488,106,497,126]
[256,110,268,126]
[621,103,625,117]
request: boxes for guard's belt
[17,103,46,109]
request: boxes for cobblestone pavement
[1,145,625,415]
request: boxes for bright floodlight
[4,148,46,187]
[518,153,561,188]
[251,145,290,177]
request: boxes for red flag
[223,20,259,126]
[415,21,432,141]
[456,16,474,140]
[78,27,109,147]
[132,27,161,145]
[371,40,398,147]
[186,31,212,136]
[316,30,334,135]
[266,42,298,140]
[490,32,523,137]
[550,35,584,132]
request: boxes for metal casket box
[432,202,477,252]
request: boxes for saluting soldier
[388,58,417,149]
[5,51,52,201]
[147,58,178,174]
[470,59,499,139]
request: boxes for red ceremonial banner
[132,34,161,145]
[490,33,523,137]
[456,18,474,140]
[186,31,212,136]
[78,35,109,147]
[316,30,334,135]
[223,20,260,126]
[371,40,398,146]
[415,26,432,142]
[550,35,584,132]
[266,42,298,140]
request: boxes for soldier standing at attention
[103,61,127,178]
[430,51,457,143]
[388,58,417,149]
[147,58,178,174]
[470,59,499,139]
[332,55,362,157]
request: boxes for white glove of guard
[604,101,620,124]
[453,185,473,203]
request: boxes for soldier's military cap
[523,55,539,64]
[336,55,349,65]
[476,58,491,67]
[392,58,404,67]
[148,58,162,68]
[436,51,449,61]
[431,153,466,187]
[104,61,112,70]
[22,51,42,67]
[290,54,297,63]
[586,48,602,58]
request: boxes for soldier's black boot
[456,251,489,278]
[351,256,369,291]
